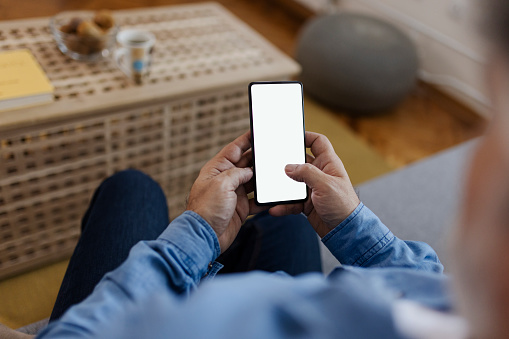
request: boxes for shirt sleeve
[37,210,222,338]
[35,208,447,339]
[322,203,443,273]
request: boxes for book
[0,49,54,112]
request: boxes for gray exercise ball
[296,12,419,114]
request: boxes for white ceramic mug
[115,29,155,84]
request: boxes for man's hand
[269,132,360,238]
[186,131,263,253]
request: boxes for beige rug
[304,95,393,185]
[0,260,68,328]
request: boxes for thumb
[285,163,326,190]
[222,167,253,190]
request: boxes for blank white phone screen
[250,82,307,204]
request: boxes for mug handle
[114,48,130,76]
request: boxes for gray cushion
[17,318,48,335]
[296,13,419,113]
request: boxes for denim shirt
[37,203,450,339]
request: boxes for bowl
[50,10,119,62]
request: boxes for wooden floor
[0,0,487,167]
[338,83,486,167]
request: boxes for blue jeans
[50,170,322,321]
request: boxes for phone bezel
[248,81,309,206]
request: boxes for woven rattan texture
[0,3,299,279]
[0,87,249,279]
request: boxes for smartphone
[248,81,308,206]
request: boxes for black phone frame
[248,81,309,206]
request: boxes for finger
[306,153,315,164]
[220,167,253,191]
[284,163,328,190]
[244,177,255,194]
[248,199,270,215]
[217,130,252,164]
[305,131,336,158]
[269,203,304,217]
[305,132,346,173]
[236,149,253,168]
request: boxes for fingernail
[285,164,298,173]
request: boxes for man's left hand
[186,131,265,253]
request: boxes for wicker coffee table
[0,2,300,279]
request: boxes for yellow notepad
[0,49,54,112]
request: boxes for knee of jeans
[102,169,164,198]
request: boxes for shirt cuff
[321,203,394,266]
[157,211,221,280]
[201,261,224,282]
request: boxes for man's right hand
[268,132,360,238]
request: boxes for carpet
[304,95,393,185]
[0,260,68,328]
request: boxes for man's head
[452,1,509,337]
